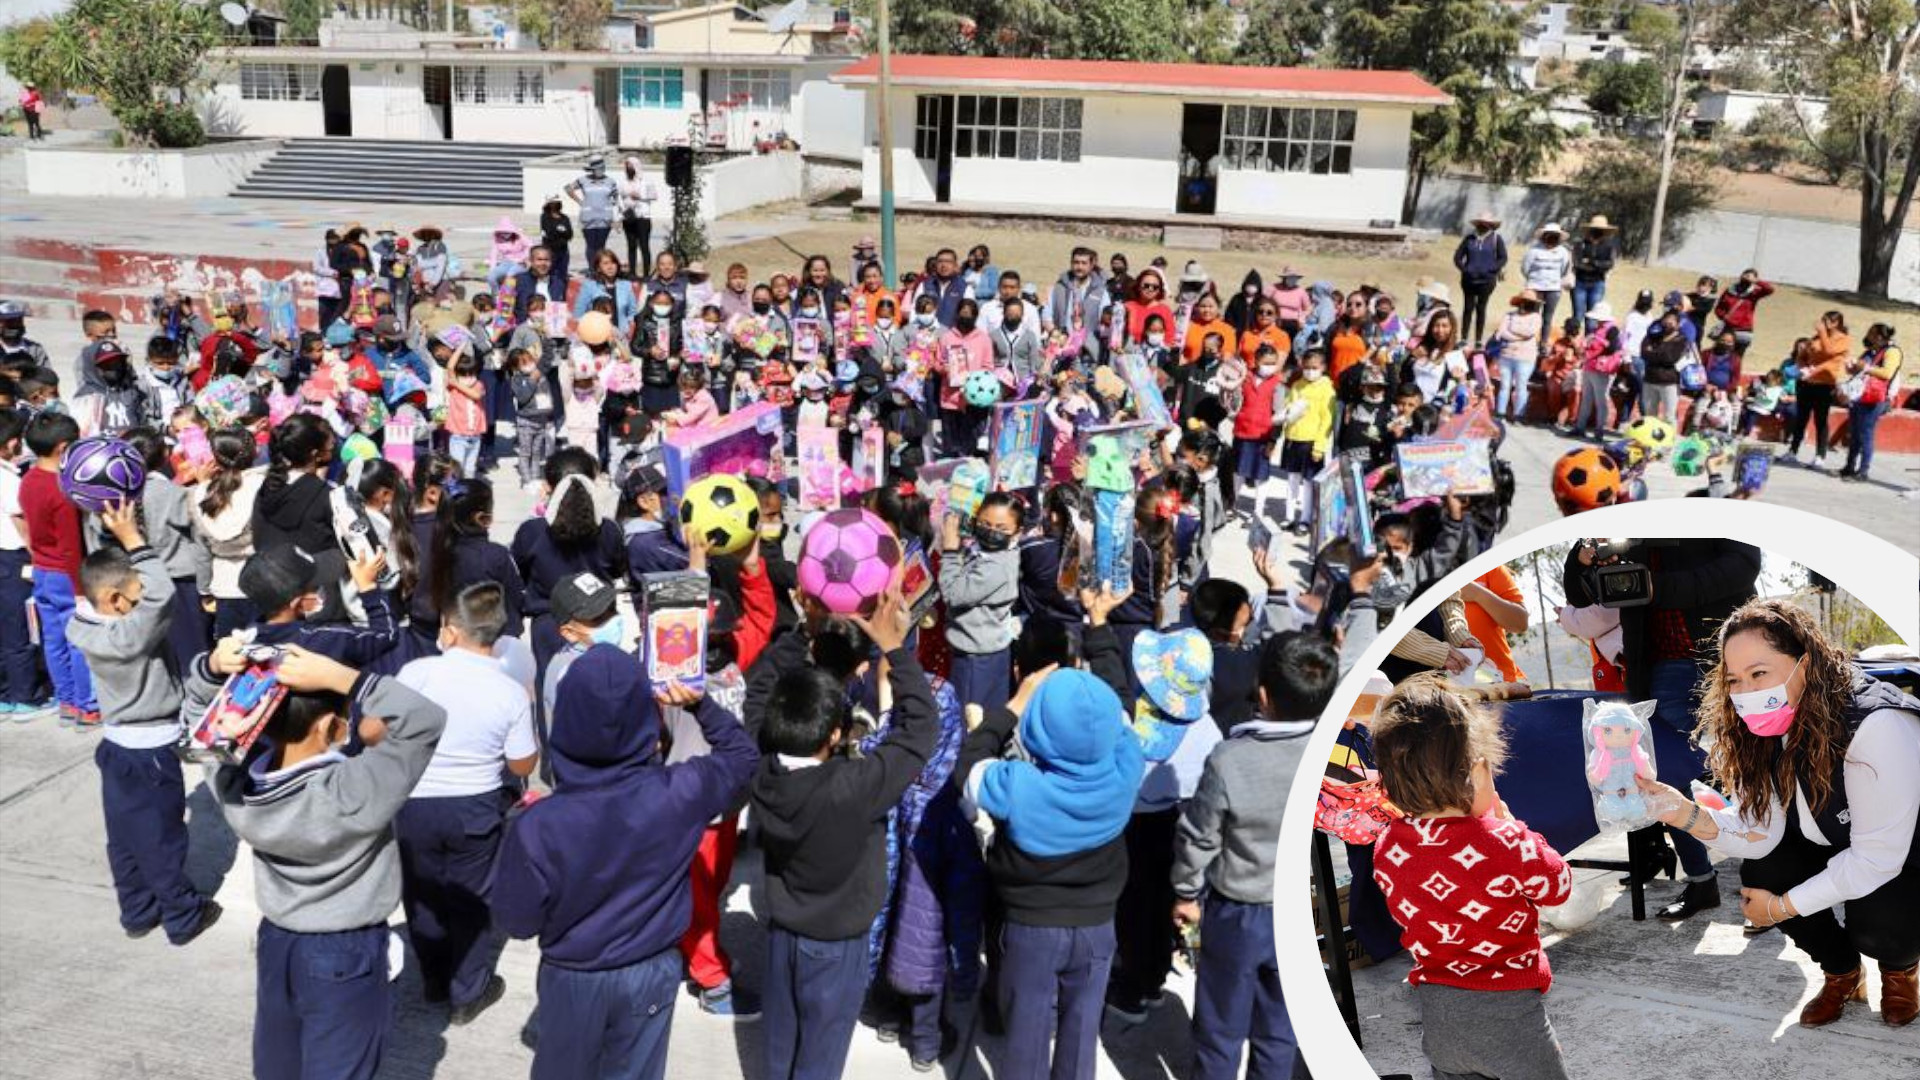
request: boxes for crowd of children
[0,217,1896,1080]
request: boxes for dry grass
[715,217,1918,385]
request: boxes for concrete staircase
[232,138,571,206]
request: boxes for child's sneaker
[57,703,79,728]
[73,709,103,732]
[698,981,761,1021]
[7,700,55,723]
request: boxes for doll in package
[641,571,710,697]
[185,645,288,764]
[1584,698,1659,831]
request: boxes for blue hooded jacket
[489,646,758,971]
[973,669,1143,858]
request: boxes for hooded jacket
[73,344,147,435]
[252,470,335,559]
[962,668,1144,926]
[489,217,530,269]
[490,646,757,970]
[1222,270,1266,335]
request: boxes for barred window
[1222,105,1356,175]
[913,94,941,160]
[453,66,546,106]
[712,68,789,109]
[621,66,683,109]
[239,64,320,102]
[952,95,1081,162]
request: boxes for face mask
[151,365,183,384]
[1147,333,1165,347]
[891,391,909,405]
[914,312,936,327]
[752,301,771,315]
[588,615,626,649]
[972,523,1012,552]
[1304,369,1325,382]
[0,324,21,343]
[1258,364,1278,377]
[760,522,786,541]
[1005,317,1022,330]
[1730,656,1801,737]
[956,316,977,332]
[801,306,820,318]
[652,304,671,317]
[875,318,894,330]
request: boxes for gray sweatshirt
[144,475,212,586]
[66,547,181,728]
[937,545,1019,655]
[1171,719,1315,905]
[193,663,447,932]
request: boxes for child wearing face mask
[938,493,1022,713]
[617,465,687,584]
[69,501,224,946]
[880,375,930,471]
[1273,352,1335,534]
[539,571,626,723]
[139,334,194,427]
[237,543,398,667]
[1232,345,1288,512]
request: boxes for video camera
[1578,538,1680,609]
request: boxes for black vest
[1799,669,1920,869]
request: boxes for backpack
[1582,322,1623,375]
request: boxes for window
[951,94,1081,162]
[452,66,545,106]
[621,66,683,109]
[1221,105,1356,175]
[713,68,790,110]
[239,64,320,102]
[913,94,942,160]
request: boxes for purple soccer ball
[58,436,147,513]
[797,508,901,617]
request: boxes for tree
[27,0,219,147]
[1231,0,1331,67]
[279,0,326,43]
[0,17,65,99]
[1725,0,1919,299]
[513,0,611,51]
[1565,142,1718,258]
[1330,0,1564,220]
[1638,0,1714,264]
[1582,59,1665,126]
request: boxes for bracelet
[1681,802,1701,833]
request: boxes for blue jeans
[1648,658,1714,879]
[1845,399,1889,476]
[1497,356,1535,419]
[0,548,40,704]
[1571,279,1607,328]
[448,434,482,480]
[1191,896,1298,1080]
[532,948,680,1080]
[32,568,93,711]
[763,927,867,1080]
[254,921,392,1080]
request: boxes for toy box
[661,399,784,501]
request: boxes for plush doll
[1584,698,1658,830]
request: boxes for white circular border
[1278,498,1920,1079]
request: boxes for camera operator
[1563,537,1761,920]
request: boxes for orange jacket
[1801,326,1852,385]
[1238,324,1292,366]
[1183,317,1238,364]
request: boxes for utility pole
[876,0,897,284]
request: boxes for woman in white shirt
[1520,222,1572,338]
[1640,598,1920,1030]
[617,156,658,281]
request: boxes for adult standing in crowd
[617,156,658,278]
[1453,212,1508,344]
[1522,222,1572,334]
[565,155,622,268]
[19,83,46,141]
[1569,215,1619,330]
[1840,323,1903,483]
[1639,598,1919,1029]
[1490,288,1543,423]
[1781,311,1852,472]
[1711,269,1775,352]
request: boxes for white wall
[204,74,326,138]
[793,62,864,160]
[346,63,437,140]
[1215,106,1412,225]
[453,63,605,146]
[523,149,821,223]
[23,141,283,199]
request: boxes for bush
[120,103,206,148]
[1564,144,1719,257]
[1720,133,1798,173]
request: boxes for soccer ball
[678,475,761,556]
[962,370,1002,408]
[1551,447,1624,516]
[1623,415,1676,455]
[798,508,902,617]
[1671,435,1711,477]
[58,436,146,513]
[577,311,614,346]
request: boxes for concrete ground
[1342,834,1920,1080]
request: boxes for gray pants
[1574,369,1613,435]
[515,418,554,486]
[1641,382,1680,423]
[1415,983,1569,1080]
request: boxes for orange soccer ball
[1551,447,1625,516]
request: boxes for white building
[201,3,864,155]
[835,55,1448,228]
[1694,89,1829,135]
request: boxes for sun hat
[1587,301,1616,322]
[1539,221,1565,237]
[1583,214,1617,232]
[1417,281,1452,305]
[1470,211,1501,226]
[1133,628,1213,723]
[1511,288,1541,307]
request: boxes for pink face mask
[1729,656,1802,737]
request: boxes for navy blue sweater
[1017,534,1083,628]
[411,533,526,635]
[623,519,689,590]
[489,646,758,971]
[250,588,398,667]
[511,517,629,618]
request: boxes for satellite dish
[218,2,250,27]
[764,0,809,35]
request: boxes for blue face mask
[589,615,626,649]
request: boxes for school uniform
[622,517,689,588]
[510,516,629,678]
[492,646,758,1080]
[141,474,213,674]
[67,547,211,940]
[193,662,448,1080]
[746,645,941,1080]
[395,648,536,1008]
[0,461,41,708]
[937,541,1018,714]
[409,533,525,643]
[248,586,399,669]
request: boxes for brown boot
[1882,963,1918,1027]
[1800,968,1867,1027]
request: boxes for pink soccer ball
[798,508,902,617]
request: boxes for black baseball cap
[239,546,319,613]
[551,571,616,626]
[620,465,668,501]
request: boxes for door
[592,68,620,146]
[913,94,955,204]
[1177,103,1223,215]
[321,64,352,137]
[422,65,452,140]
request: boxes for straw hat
[1587,301,1616,322]
[1583,214,1617,233]
[1277,265,1302,280]
[1417,280,1452,305]
[413,224,444,240]
[1470,211,1501,227]
[1510,288,1541,307]
[1538,221,1565,238]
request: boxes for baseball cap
[0,301,25,320]
[239,547,319,613]
[620,464,668,501]
[1361,365,1389,386]
[373,314,403,338]
[551,571,617,626]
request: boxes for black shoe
[1842,471,1869,483]
[450,975,507,1026]
[124,920,161,940]
[1619,841,1677,887]
[1839,465,1856,477]
[1657,877,1722,921]
[170,900,223,946]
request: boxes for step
[282,138,572,153]
[235,179,520,198]
[267,147,556,162]
[244,164,516,184]
[235,188,513,207]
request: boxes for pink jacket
[935,328,996,411]
[672,389,718,429]
[490,215,530,269]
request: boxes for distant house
[202,3,864,154]
[1693,89,1828,136]
[833,55,1449,227]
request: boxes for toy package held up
[260,276,300,342]
[330,486,400,590]
[796,421,842,512]
[1116,349,1174,430]
[1584,698,1660,832]
[989,399,1046,493]
[946,458,993,521]
[662,399,784,501]
[382,414,419,473]
[901,542,938,624]
[184,645,288,764]
[1092,488,1136,594]
[1396,438,1496,498]
[640,571,709,697]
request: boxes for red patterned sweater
[1373,813,1573,992]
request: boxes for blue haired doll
[1584,698,1658,830]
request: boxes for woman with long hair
[1840,323,1903,483]
[190,426,270,637]
[573,247,637,333]
[1640,598,1920,1029]
[510,447,628,676]
[1782,311,1852,471]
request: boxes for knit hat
[238,546,318,613]
[972,669,1144,858]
